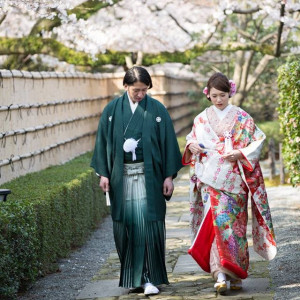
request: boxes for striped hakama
[113,162,169,288]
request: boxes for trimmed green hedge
[277,60,300,186]
[0,152,108,298]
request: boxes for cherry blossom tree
[0,0,299,105]
[210,0,300,106]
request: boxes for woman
[91,66,182,296]
[182,72,276,294]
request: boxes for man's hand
[163,176,174,197]
[99,176,110,193]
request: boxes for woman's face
[209,87,229,111]
[124,81,148,103]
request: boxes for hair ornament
[203,86,209,98]
[229,80,237,97]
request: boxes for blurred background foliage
[277,59,300,186]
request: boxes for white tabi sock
[217,272,226,282]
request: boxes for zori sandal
[230,279,242,290]
[214,280,227,294]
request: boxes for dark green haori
[91,93,183,222]
[91,92,182,288]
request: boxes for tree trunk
[136,51,143,66]
[232,50,244,90]
[231,54,275,106]
[125,55,133,69]
[230,92,244,106]
[279,143,285,184]
[246,54,274,91]
[268,138,276,181]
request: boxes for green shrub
[0,152,108,298]
[0,201,39,298]
[277,60,300,186]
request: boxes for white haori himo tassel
[224,131,233,153]
[105,192,111,206]
[123,138,140,161]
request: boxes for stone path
[76,167,276,300]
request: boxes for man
[91,66,182,296]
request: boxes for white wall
[0,69,199,185]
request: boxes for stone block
[166,228,191,239]
[76,279,129,299]
[173,255,206,275]
[179,213,190,223]
[249,246,265,262]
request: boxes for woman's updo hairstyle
[123,66,153,89]
[206,72,231,100]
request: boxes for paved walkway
[76,167,281,300]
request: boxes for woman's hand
[99,176,110,193]
[188,142,204,155]
[163,176,174,197]
[222,150,243,162]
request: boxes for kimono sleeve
[90,106,110,178]
[182,118,198,165]
[239,117,266,172]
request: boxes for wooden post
[279,143,285,184]
[268,138,276,181]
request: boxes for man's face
[124,81,149,103]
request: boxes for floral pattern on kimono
[209,186,249,278]
[183,105,277,279]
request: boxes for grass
[264,174,290,187]
[177,136,187,154]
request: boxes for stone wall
[0,69,199,185]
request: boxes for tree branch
[246,54,275,91]
[260,32,277,44]
[253,12,268,33]
[235,27,257,42]
[231,7,260,14]
[203,19,220,44]
[168,12,192,37]
[0,36,277,67]
[69,0,121,20]
[275,2,286,57]
[30,0,122,35]
[0,13,7,25]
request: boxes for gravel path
[267,186,300,300]
[18,216,115,300]
[18,184,300,300]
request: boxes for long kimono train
[182,105,276,280]
[91,93,182,288]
